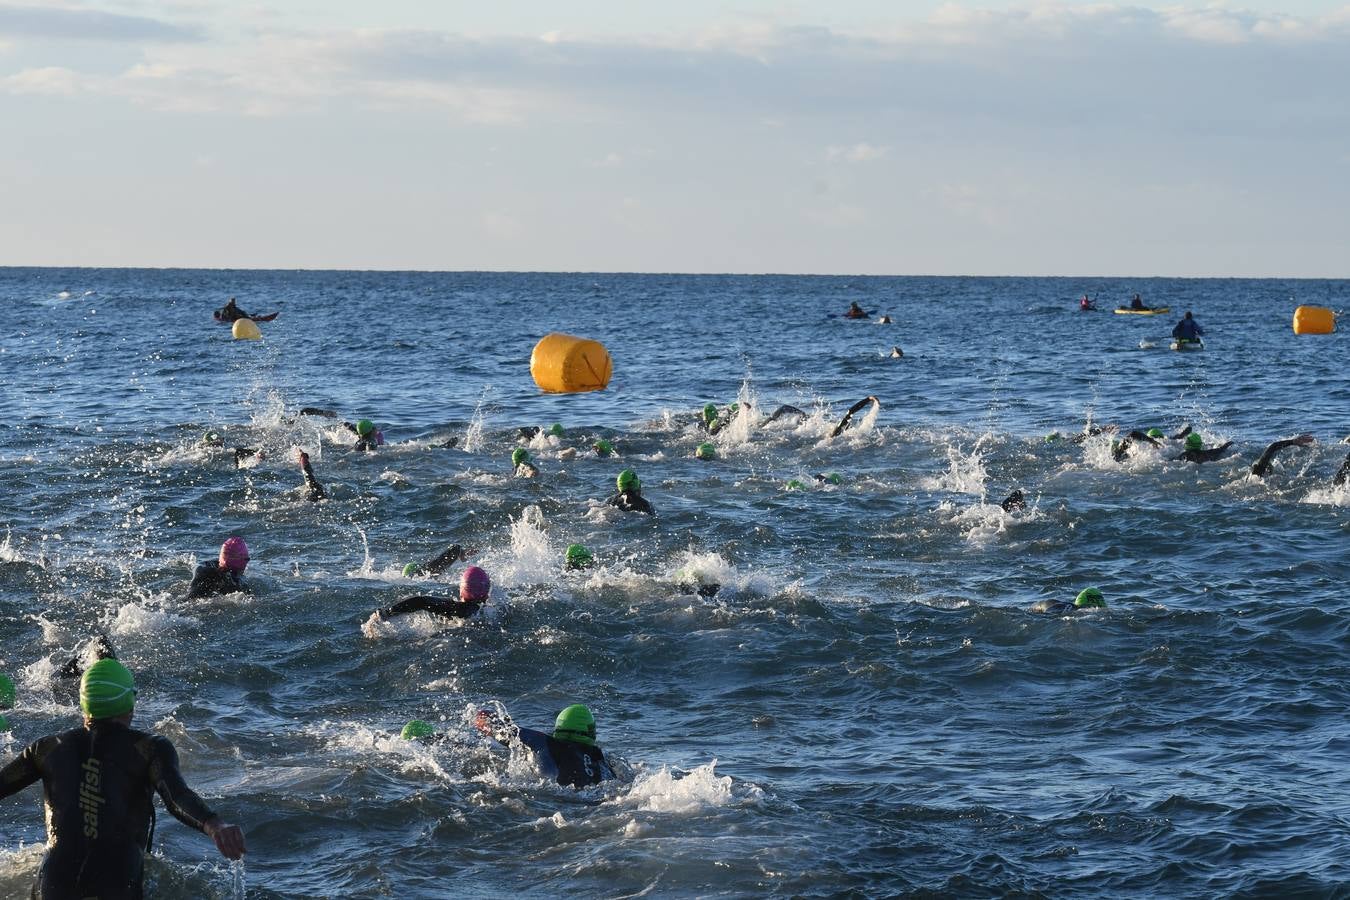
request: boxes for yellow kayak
[1114,306,1171,315]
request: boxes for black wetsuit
[58,634,118,679]
[186,560,247,600]
[764,405,807,425]
[213,299,248,322]
[234,447,263,467]
[830,397,879,438]
[1000,490,1026,512]
[1249,438,1312,477]
[607,491,655,516]
[0,720,218,900]
[1176,442,1234,463]
[509,726,614,788]
[378,596,482,620]
[422,544,466,576]
[1112,430,1163,462]
[1335,452,1350,486]
[300,455,325,501]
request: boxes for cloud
[1,64,83,94]
[826,142,888,163]
[0,3,201,42]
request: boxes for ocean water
[0,268,1347,898]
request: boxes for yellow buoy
[1292,306,1335,335]
[530,333,612,393]
[232,318,262,341]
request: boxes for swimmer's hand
[205,817,247,860]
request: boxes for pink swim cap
[219,537,250,573]
[460,566,490,602]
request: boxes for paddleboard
[1114,307,1171,316]
[1170,340,1204,351]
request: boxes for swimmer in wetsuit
[607,469,655,516]
[298,449,325,501]
[1249,435,1315,477]
[1175,432,1234,463]
[342,419,385,451]
[830,396,880,438]
[1000,489,1026,512]
[1335,451,1350,486]
[0,659,246,898]
[377,566,490,621]
[511,448,539,478]
[402,544,468,578]
[187,537,250,599]
[565,544,594,571]
[1031,587,1107,614]
[475,703,615,789]
[1111,428,1165,462]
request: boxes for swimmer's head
[786,479,806,490]
[511,448,530,467]
[818,472,842,485]
[565,544,594,570]
[400,719,435,741]
[460,565,490,602]
[594,439,614,457]
[616,469,640,493]
[702,404,718,425]
[695,442,716,460]
[553,704,596,746]
[201,431,223,447]
[219,536,249,573]
[1045,432,1061,443]
[402,562,422,578]
[548,423,564,437]
[356,419,375,437]
[1185,433,1203,451]
[1074,587,1106,609]
[1146,428,1164,439]
[0,673,14,709]
[81,658,136,720]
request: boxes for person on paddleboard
[1080,295,1096,311]
[475,703,616,788]
[0,660,246,897]
[376,566,490,622]
[844,301,868,319]
[187,537,250,599]
[1171,311,1204,343]
[607,469,655,516]
[1129,293,1146,310]
[213,297,276,323]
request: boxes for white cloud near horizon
[1,2,1349,274]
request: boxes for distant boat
[1114,306,1171,316]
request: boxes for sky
[2,1,1348,275]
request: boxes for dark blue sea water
[1,268,1347,898]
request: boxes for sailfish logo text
[79,758,104,838]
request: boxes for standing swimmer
[0,660,246,898]
[474,704,616,788]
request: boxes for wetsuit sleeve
[186,563,214,599]
[1251,439,1299,477]
[423,545,465,575]
[0,741,44,800]
[1335,452,1350,486]
[301,459,326,500]
[147,737,217,833]
[830,397,879,437]
[1128,430,1161,446]
[513,727,552,757]
[379,597,479,619]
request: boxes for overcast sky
[2,1,1347,275]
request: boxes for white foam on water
[111,599,199,637]
[1302,482,1350,507]
[360,610,464,640]
[606,760,753,815]
[310,720,460,781]
[477,506,557,588]
[378,469,409,485]
[463,391,489,452]
[0,530,44,567]
[922,439,990,494]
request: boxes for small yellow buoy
[530,333,612,393]
[1292,306,1335,335]
[232,319,262,341]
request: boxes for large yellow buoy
[1292,306,1336,335]
[232,318,262,341]
[530,333,612,393]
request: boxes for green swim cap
[202,431,221,445]
[728,402,740,414]
[1045,432,1061,443]
[565,544,594,570]
[0,673,14,709]
[1185,433,1203,451]
[786,479,806,490]
[80,658,136,720]
[823,472,842,485]
[402,562,422,578]
[356,419,375,436]
[553,704,596,746]
[616,469,639,492]
[400,719,436,740]
[1146,428,1164,439]
[702,404,718,425]
[695,442,716,460]
[512,448,530,466]
[1074,588,1106,609]
[594,439,614,457]
[548,423,564,437]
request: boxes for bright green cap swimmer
[786,479,806,490]
[1045,432,1061,443]
[548,423,564,437]
[1074,588,1106,609]
[402,562,422,578]
[702,404,718,425]
[356,419,375,437]
[695,442,716,460]
[401,719,436,740]
[565,544,594,570]
[1185,433,1203,451]
[0,673,15,709]
[616,469,640,492]
[80,658,136,720]
[553,704,596,746]
[823,472,842,485]
[512,448,530,466]
[1146,428,1164,439]
[594,439,614,457]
